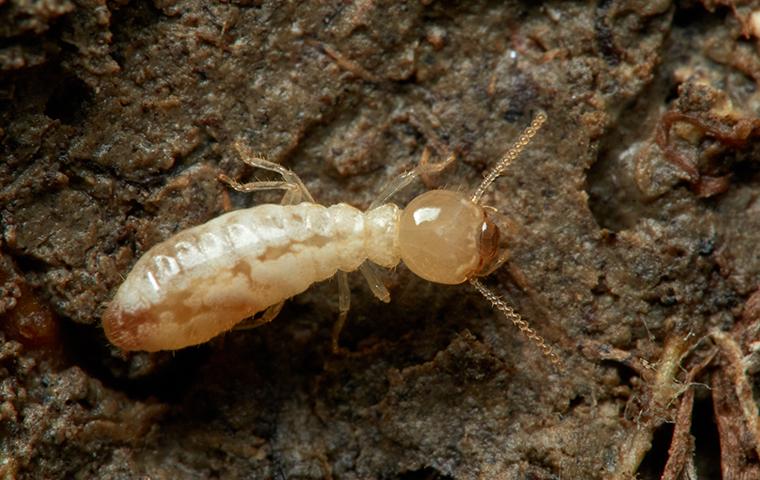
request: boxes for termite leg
[368,147,456,209]
[331,265,391,354]
[331,271,352,353]
[218,174,304,206]
[403,110,454,188]
[359,262,390,303]
[331,264,390,353]
[233,302,285,331]
[260,302,284,324]
[231,139,315,203]
[218,176,297,194]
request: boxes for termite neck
[364,203,402,268]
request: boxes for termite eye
[398,190,486,285]
[474,209,510,277]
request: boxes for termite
[103,112,558,364]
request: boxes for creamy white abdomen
[103,202,400,351]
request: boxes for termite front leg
[368,147,456,209]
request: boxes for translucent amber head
[398,190,506,285]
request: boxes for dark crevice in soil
[60,318,211,403]
[108,2,165,66]
[691,388,721,479]
[602,360,638,390]
[396,467,455,480]
[672,1,726,29]
[585,85,669,231]
[729,158,760,187]
[637,421,674,480]
[44,75,93,125]
[10,252,51,275]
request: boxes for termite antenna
[470,111,547,204]
[469,278,562,368]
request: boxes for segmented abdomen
[103,202,365,351]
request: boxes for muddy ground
[2,0,760,478]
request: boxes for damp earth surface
[2,1,760,478]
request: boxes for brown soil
[2,1,760,478]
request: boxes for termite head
[398,190,509,285]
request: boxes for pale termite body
[103,112,558,364]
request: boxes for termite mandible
[102,112,559,365]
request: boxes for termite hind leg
[233,302,285,331]
[259,302,285,324]
[331,271,352,354]
[368,147,456,209]
[218,175,297,195]
[231,139,315,204]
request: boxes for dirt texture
[2,0,760,478]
